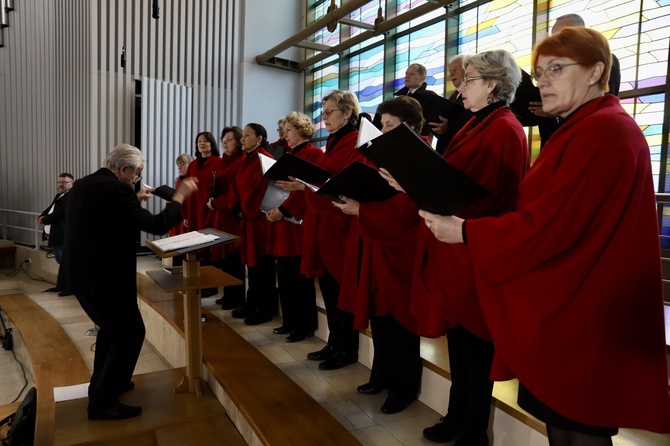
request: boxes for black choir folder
[303,161,398,204]
[358,123,490,215]
[262,152,332,185]
[152,185,176,201]
[421,94,466,124]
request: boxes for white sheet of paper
[259,153,277,175]
[54,383,89,402]
[357,118,383,148]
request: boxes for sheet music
[357,118,383,148]
[152,231,220,252]
[259,153,277,175]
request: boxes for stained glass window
[395,21,446,95]
[348,45,385,116]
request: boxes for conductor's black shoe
[454,432,489,446]
[423,416,460,443]
[58,291,73,296]
[45,287,60,292]
[272,326,292,334]
[381,397,415,414]
[231,306,248,319]
[200,287,218,298]
[286,331,313,343]
[318,351,357,370]
[307,344,336,361]
[357,382,386,395]
[244,311,273,326]
[88,402,142,420]
[118,381,135,396]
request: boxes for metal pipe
[255,0,376,66]
[298,0,449,71]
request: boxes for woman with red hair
[424,27,670,445]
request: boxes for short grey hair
[464,50,522,105]
[104,144,143,170]
[449,54,465,66]
[555,13,585,27]
[322,90,362,126]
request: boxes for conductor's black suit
[63,167,182,414]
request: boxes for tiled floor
[0,257,445,446]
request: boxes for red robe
[168,176,187,236]
[208,151,244,261]
[301,128,366,281]
[339,193,421,332]
[412,106,529,339]
[466,95,670,432]
[228,147,272,267]
[267,143,324,257]
[183,155,221,231]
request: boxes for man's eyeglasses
[461,75,483,86]
[321,108,343,117]
[532,63,582,85]
[57,180,73,184]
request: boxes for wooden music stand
[145,229,242,396]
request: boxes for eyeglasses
[57,180,73,184]
[321,108,343,117]
[461,75,483,86]
[532,63,582,85]
[220,137,235,143]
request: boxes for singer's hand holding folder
[358,123,489,215]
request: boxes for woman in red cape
[207,126,245,310]
[167,153,192,237]
[423,28,670,444]
[282,90,365,370]
[227,123,276,326]
[336,96,426,415]
[387,51,529,445]
[267,111,324,342]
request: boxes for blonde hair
[322,90,361,126]
[284,111,315,139]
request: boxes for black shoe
[423,416,460,443]
[58,291,73,296]
[244,311,273,326]
[273,326,292,334]
[286,331,313,343]
[45,287,60,292]
[381,397,415,414]
[307,344,336,361]
[357,382,386,395]
[454,433,489,446]
[200,287,218,298]
[215,296,225,305]
[231,306,248,319]
[318,351,357,370]
[88,402,142,420]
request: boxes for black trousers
[369,314,422,402]
[318,270,359,353]
[217,253,246,302]
[276,255,317,333]
[444,324,495,437]
[245,254,276,315]
[75,292,145,411]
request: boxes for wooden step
[155,414,246,446]
[53,368,226,446]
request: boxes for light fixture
[121,45,126,68]
[374,0,384,26]
[152,0,159,20]
[5,0,13,12]
[0,28,4,48]
[0,0,9,28]
[326,0,337,33]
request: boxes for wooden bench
[0,293,90,446]
[136,273,361,446]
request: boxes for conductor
[63,144,197,420]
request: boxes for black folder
[152,185,176,201]
[312,161,398,204]
[509,69,543,126]
[358,123,489,215]
[263,153,332,185]
[421,94,466,124]
[260,181,300,224]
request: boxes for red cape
[183,155,221,231]
[467,95,670,432]
[412,106,529,339]
[267,143,324,257]
[208,152,244,260]
[301,130,365,281]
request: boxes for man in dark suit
[63,144,197,420]
[39,173,74,293]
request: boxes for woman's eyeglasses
[321,108,343,117]
[532,63,582,85]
